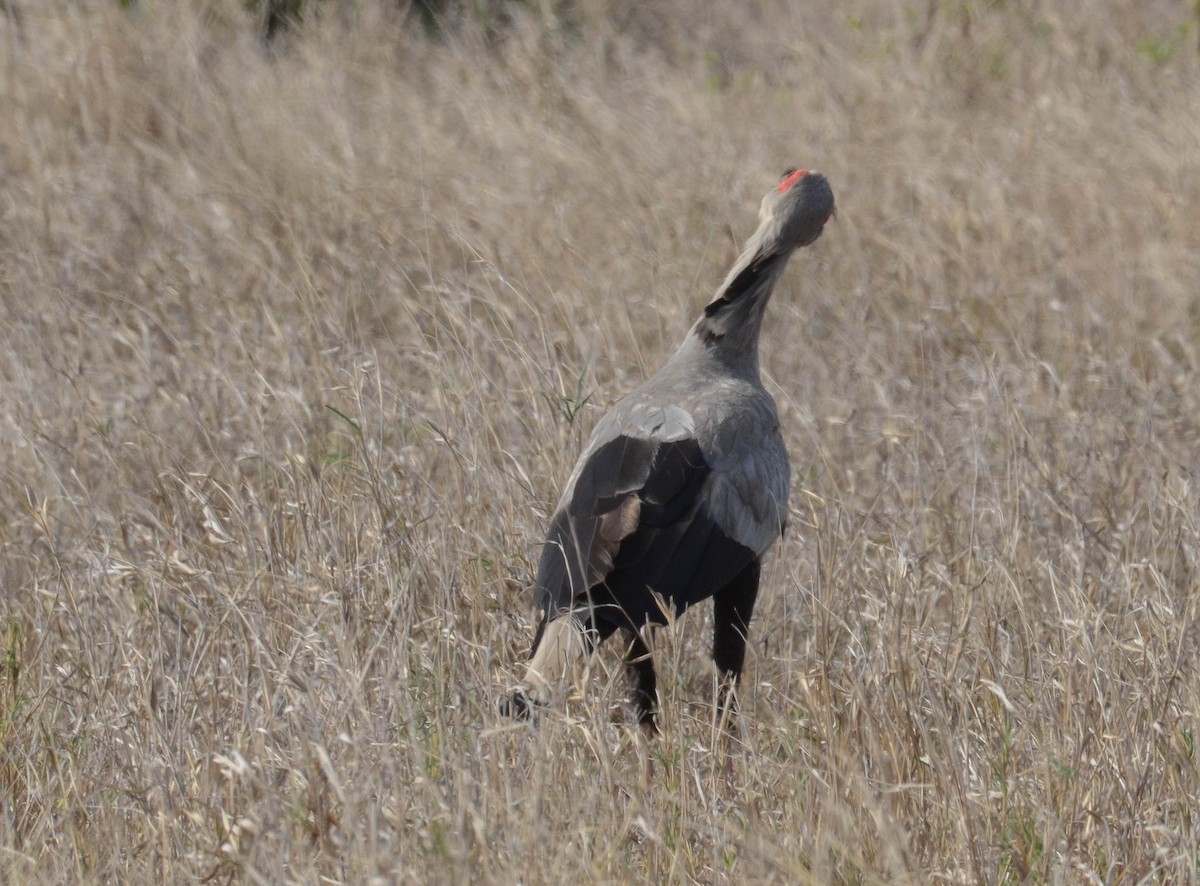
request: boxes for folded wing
[535,431,757,630]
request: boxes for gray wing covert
[534,427,759,629]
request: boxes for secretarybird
[502,168,835,733]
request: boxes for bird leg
[711,559,761,729]
[500,608,621,720]
[622,628,659,735]
[520,615,593,709]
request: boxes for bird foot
[498,688,545,721]
[638,718,660,740]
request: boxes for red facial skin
[777,168,809,192]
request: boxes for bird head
[703,168,835,325]
[759,168,836,253]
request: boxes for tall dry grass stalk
[1,0,1198,881]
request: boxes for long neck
[677,241,791,378]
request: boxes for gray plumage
[504,169,835,732]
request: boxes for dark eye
[780,167,797,180]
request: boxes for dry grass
[2,0,1199,881]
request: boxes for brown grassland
[2,0,1200,882]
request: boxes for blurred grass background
[1,0,1199,881]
